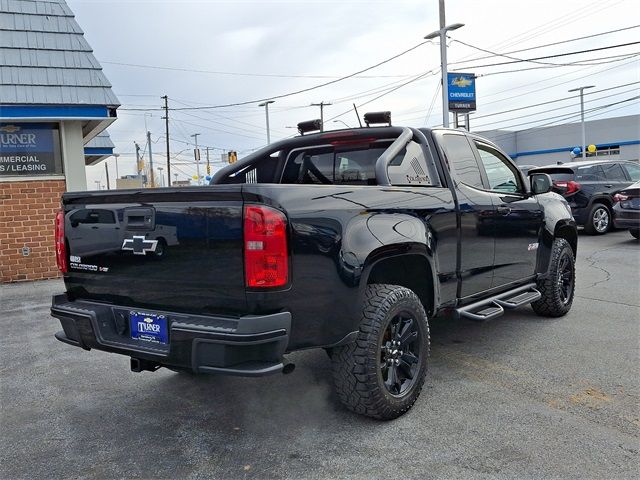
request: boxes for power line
[483,96,640,141]
[472,81,640,121]
[452,37,639,68]
[472,88,640,129]
[470,0,625,55]
[103,61,414,79]
[120,41,431,112]
[325,70,437,123]
[449,41,640,70]
[448,24,640,65]
[474,53,640,77]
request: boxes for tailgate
[62,186,247,315]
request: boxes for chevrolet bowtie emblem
[122,236,158,255]
[0,125,21,133]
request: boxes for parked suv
[529,160,640,234]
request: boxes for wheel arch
[536,219,577,276]
[554,222,577,256]
[588,195,613,210]
[360,244,438,316]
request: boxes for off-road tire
[583,203,610,235]
[532,238,575,317]
[331,284,429,420]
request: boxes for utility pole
[568,85,595,160]
[134,141,143,186]
[105,162,110,190]
[311,101,332,131]
[191,133,200,185]
[258,100,275,144]
[114,153,120,179]
[158,166,164,187]
[161,95,171,181]
[424,0,464,128]
[147,130,155,187]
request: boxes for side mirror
[530,173,552,194]
[70,220,79,228]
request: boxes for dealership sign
[0,123,59,176]
[447,73,476,112]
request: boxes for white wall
[60,121,87,191]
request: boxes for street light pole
[333,120,351,129]
[114,153,120,179]
[190,133,200,184]
[424,0,464,128]
[258,100,275,144]
[568,85,595,160]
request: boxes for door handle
[497,206,511,215]
[604,184,613,188]
[91,226,99,229]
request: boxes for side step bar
[456,283,541,322]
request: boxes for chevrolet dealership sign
[447,73,476,112]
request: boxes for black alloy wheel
[532,238,575,317]
[380,313,421,396]
[331,284,430,420]
[557,251,574,305]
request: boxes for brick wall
[0,180,66,283]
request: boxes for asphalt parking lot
[1,230,638,479]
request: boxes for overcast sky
[67,0,640,188]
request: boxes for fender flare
[357,242,440,316]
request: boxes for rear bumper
[613,204,640,229]
[569,205,588,225]
[51,294,291,376]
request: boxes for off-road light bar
[364,111,392,127]
[297,119,323,135]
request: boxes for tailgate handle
[124,207,155,230]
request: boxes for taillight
[55,209,68,273]
[553,180,581,195]
[613,193,629,203]
[244,205,288,288]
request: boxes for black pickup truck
[51,122,577,420]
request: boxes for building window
[585,145,620,158]
[0,123,63,177]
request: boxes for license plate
[130,311,168,345]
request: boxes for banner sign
[0,123,61,176]
[447,73,476,111]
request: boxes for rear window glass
[575,165,605,181]
[282,147,383,185]
[532,170,574,182]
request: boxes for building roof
[84,131,115,165]
[0,0,120,106]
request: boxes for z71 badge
[122,236,158,255]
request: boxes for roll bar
[374,127,413,186]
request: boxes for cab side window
[440,134,483,189]
[474,143,521,194]
[602,163,627,181]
